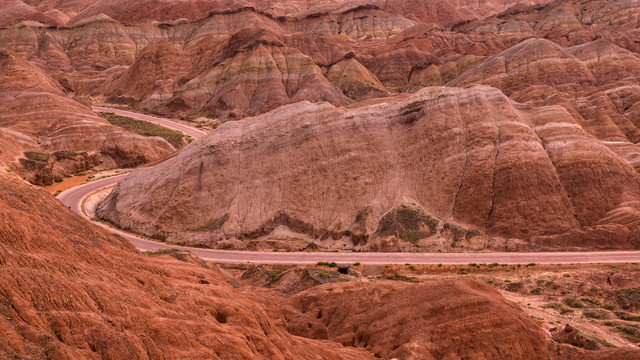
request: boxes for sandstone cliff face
[0,51,174,184]
[0,167,371,360]
[97,85,640,251]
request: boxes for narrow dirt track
[55,107,640,264]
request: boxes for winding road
[56,107,640,264]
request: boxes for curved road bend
[56,107,640,264]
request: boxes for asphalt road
[55,108,640,264]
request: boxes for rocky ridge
[0,50,174,184]
[97,85,640,251]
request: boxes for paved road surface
[92,106,207,139]
[55,107,640,264]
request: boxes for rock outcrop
[288,279,549,359]
[155,26,353,118]
[0,165,370,360]
[97,85,640,251]
[0,50,174,184]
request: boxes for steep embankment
[97,85,640,252]
[0,50,174,185]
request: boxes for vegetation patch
[375,205,438,244]
[583,310,610,319]
[563,297,584,308]
[613,287,640,310]
[142,248,174,255]
[603,322,640,343]
[505,281,524,293]
[581,298,602,307]
[542,302,574,314]
[105,95,137,107]
[615,311,640,322]
[99,112,186,149]
[24,151,50,163]
[189,213,230,232]
[316,261,337,267]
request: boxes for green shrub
[615,311,640,321]
[542,302,574,314]
[143,248,174,255]
[352,262,361,266]
[54,177,63,183]
[603,322,640,343]
[583,310,609,319]
[581,298,602,306]
[563,297,584,308]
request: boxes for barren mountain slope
[0,166,372,360]
[0,50,174,185]
[0,0,553,27]
[4,165,639,359]
[97,86,640,252]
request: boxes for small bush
[328,262,337,267]
[583,310,609,319]
[352,262,361,266]
[54,177,63,183]
[604,322,640,343]
[563,297,584,308]
[53,190,62,197]
[581,298,602,306]
[615,311,640,322]
[542,302,574,314]
[563,273,571,277]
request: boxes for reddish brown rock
[98,40,192,106]
[288,279,550,359]
[157,26,352,118]
[451,38,596,95]
[97,86,640,251]
[0,50,174,184]
[325,57,390,101]
[0,166,370,360]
